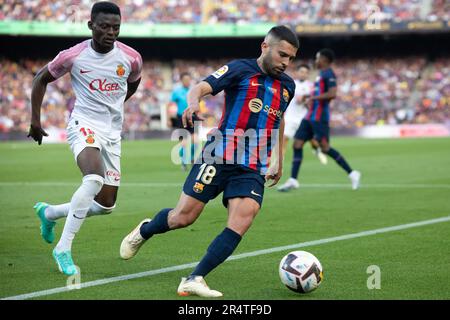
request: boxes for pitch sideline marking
[1,182,450,189]
[2,215,449,300]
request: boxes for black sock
[290,147,303,179]
[190,227,242,278]
[139,208,172,240]
[325,147,352,174]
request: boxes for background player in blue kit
[278,48,361,192]
[120,26,298,297]
[170,72,197,170]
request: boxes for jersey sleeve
[128,52,143,83]
[203,60,242,96]
[286,80,296,106]
[47,41,88,79]
[324,70,337,89]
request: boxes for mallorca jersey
[202,59,296,174]
[284,79,313,123]
[47,39,143,142]
[305,68,336,123]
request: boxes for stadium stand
[1,56,448,134]
[0,0,448,23]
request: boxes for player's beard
[262,50,281,78]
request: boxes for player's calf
[168,208,200,229]
[54,174,104,253]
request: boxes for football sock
[88,200,115,216]
[179,146,185,164]
[290,147,303,179]
[45,203,70,221]
[45,200,114,221]
[190,142,195,162]
[180,146,190,165]
[55,174,104,252]
[190,227,242,278]
[325,147,352,174]
[139,208,172,240]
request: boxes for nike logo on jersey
[251,190,262,197]
[80,69,92,74]
[251,81,263,87]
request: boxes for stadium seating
[0,57,448,133]
[0,0,448,23]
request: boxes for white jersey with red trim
[48,39,143,142]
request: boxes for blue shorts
[294,119,330,143]
[183,163,265,208]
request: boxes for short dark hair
[91,1,121,21]
[318,48,335,63]
[267,25,299,49]
[298,63,310,70]
[180,72,190,79]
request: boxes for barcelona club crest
[193,182,204,193]
[283,88,290,103]
[116,64,125,77]
[86,135,95,144]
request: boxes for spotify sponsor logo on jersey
[249,98,263,113]
[248,98,283,118]
[263,105,283,118]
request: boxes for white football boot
[277,178,300,192]
[177,276,223,298]
[315,149,328,165]
[120,219,151,260]
[349,170,361,190]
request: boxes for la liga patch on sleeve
[212,65,229,79]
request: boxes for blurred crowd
[327,57,450,128]
[0,0,448,24]
[1,56,449,134]
[0,59,167,133]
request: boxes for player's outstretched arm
[125,78,141,102]
[28,66,56,145]
[182,81,213,128]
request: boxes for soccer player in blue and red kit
[278,48,361,192]
[120,26,298,297]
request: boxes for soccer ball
[279,250,323,293]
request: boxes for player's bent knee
[320,143,330,153]
[293,140,304,149]
[82,174,104,196]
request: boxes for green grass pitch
[1,137,449,300]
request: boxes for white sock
[45,203,71,221]
[45,200,115,221]
[89,200,115,216]
[55,174,104,253]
